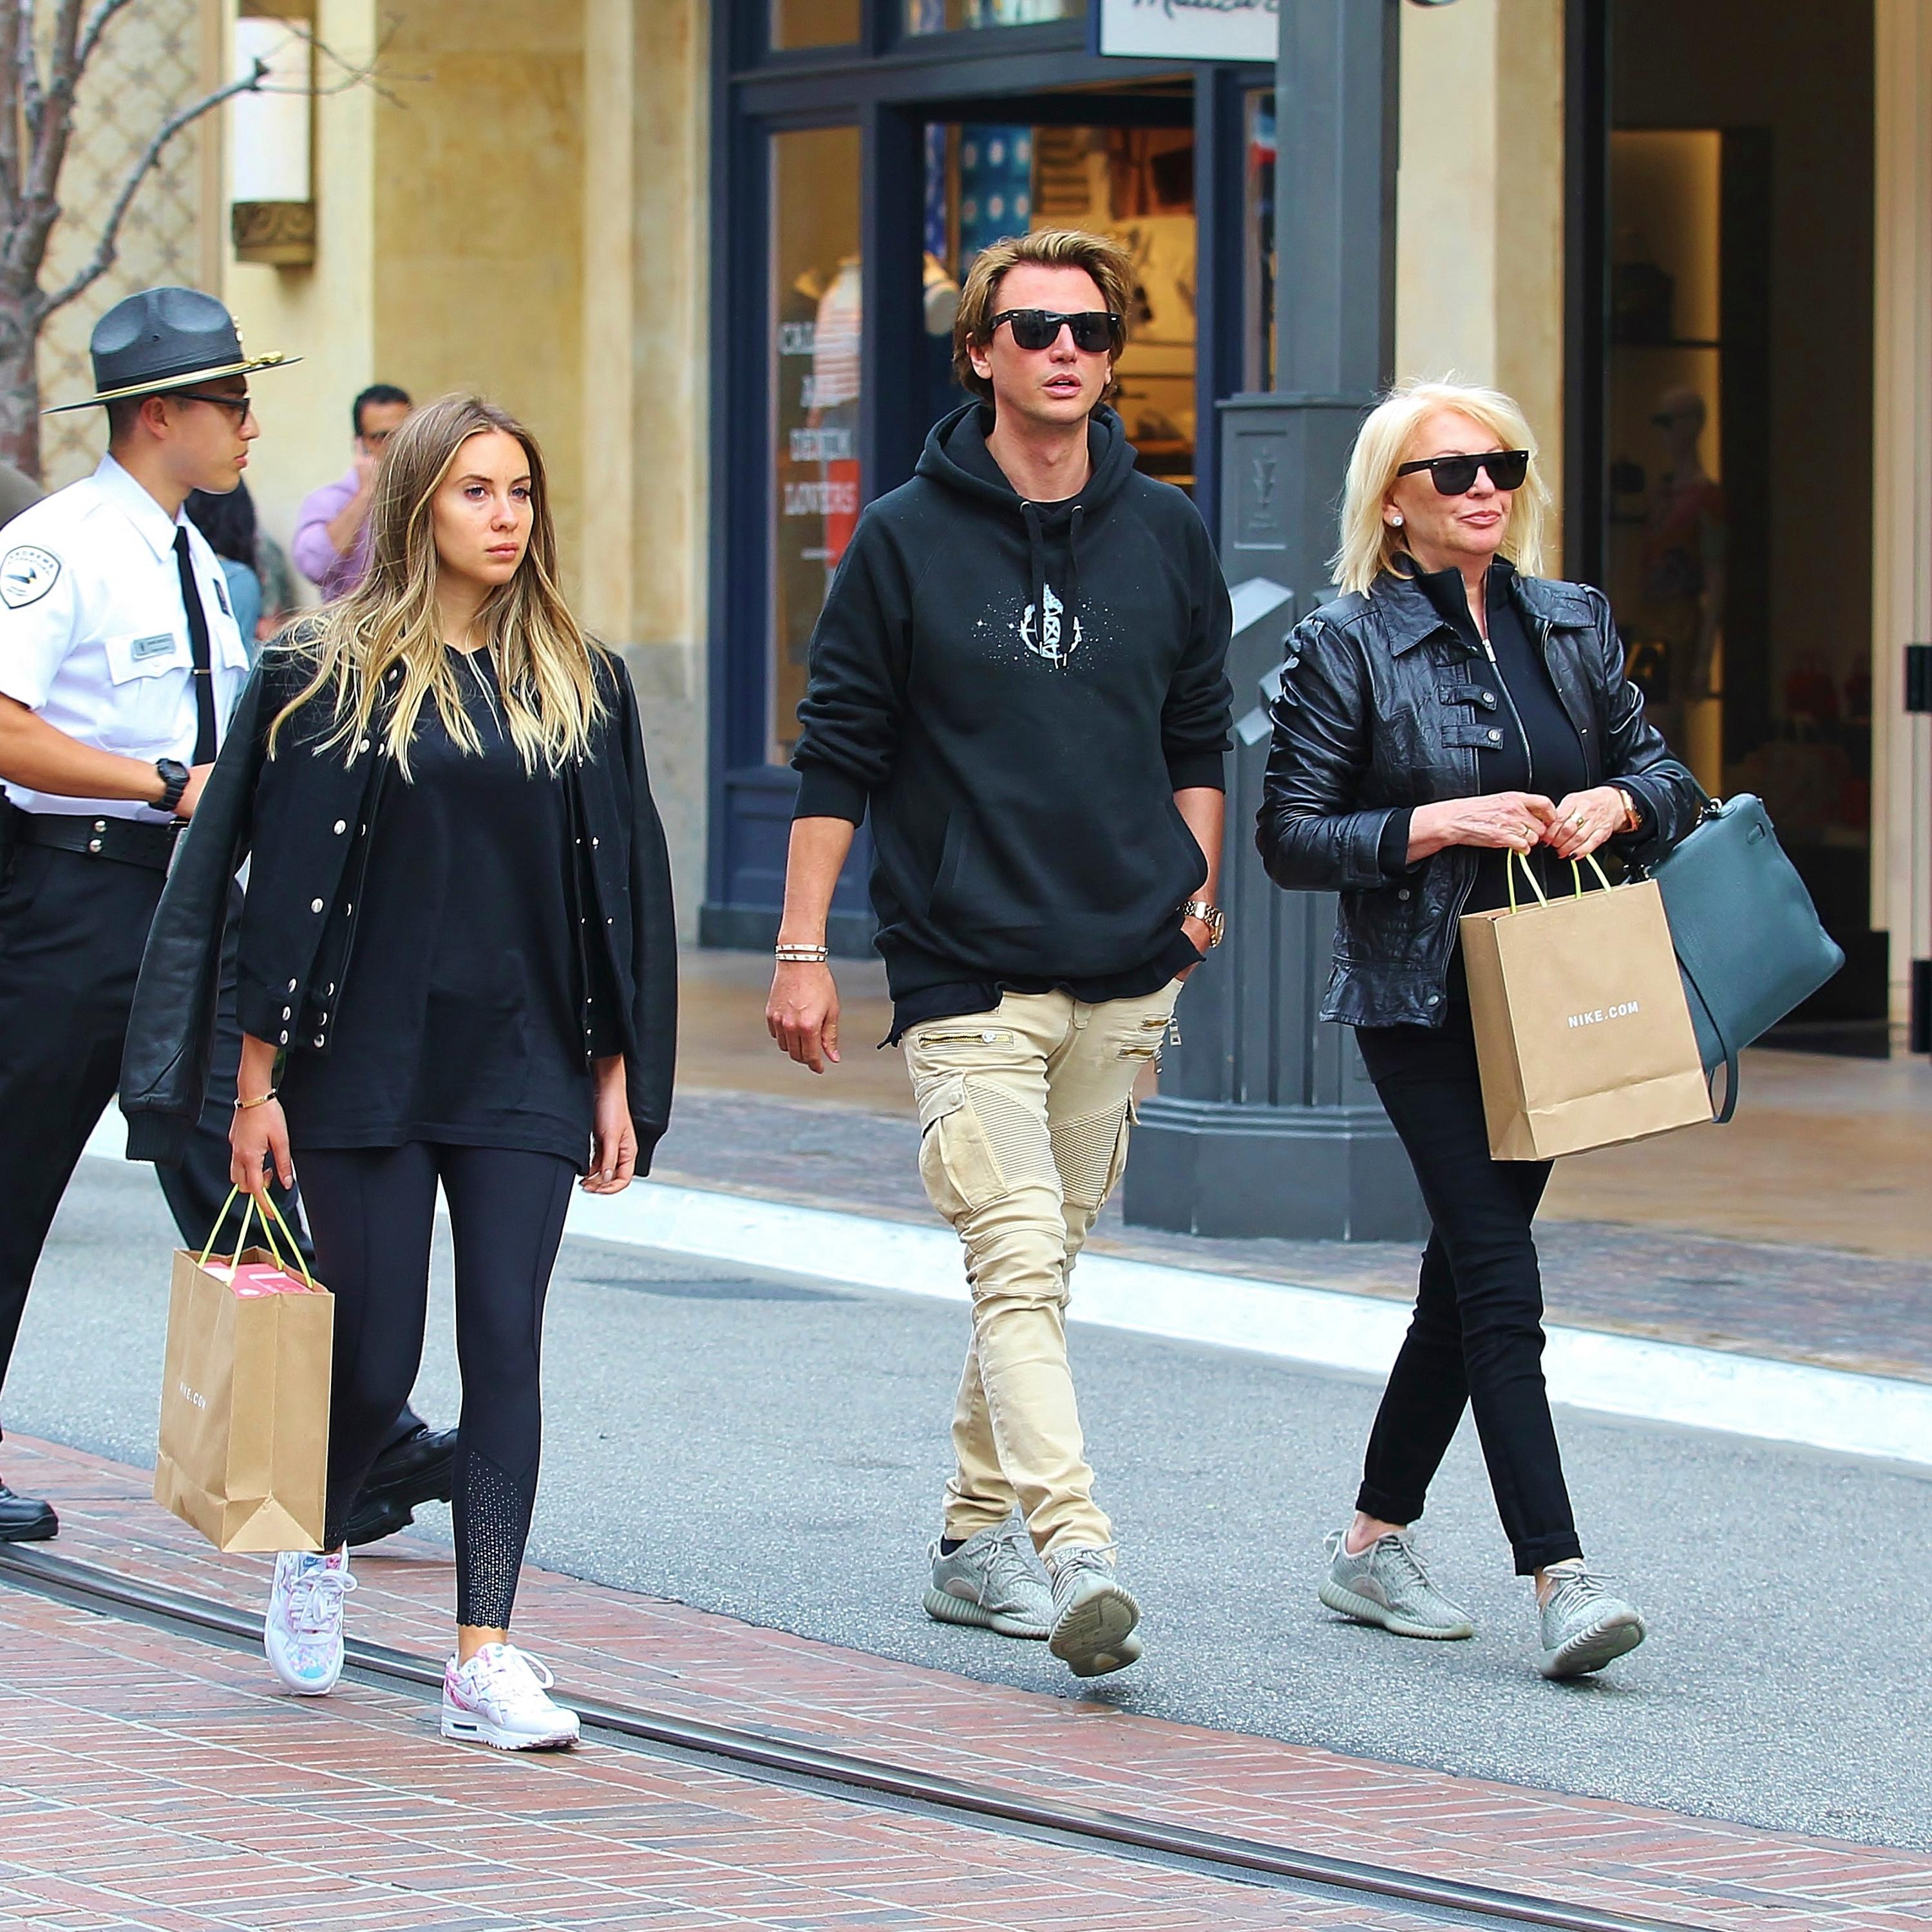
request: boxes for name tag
[130,632,176,661]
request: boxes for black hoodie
[793,402,1233,1026]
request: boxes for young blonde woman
[122,395,677,1746]
[1256,381,1701,1679]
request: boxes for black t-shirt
[1378,563,1593,915]
[279,649,594,1168]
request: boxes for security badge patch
[0,545,60,610]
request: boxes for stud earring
[1391,513,1404,527]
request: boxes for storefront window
[922,117,1197,486]
[904,0,1083,33]
[771,0,860,51]
[1243,90,1276,392]
[770,126,863,766]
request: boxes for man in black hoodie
[768,230,1232,1680]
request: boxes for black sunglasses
[171,391,254,423]
[1396,449,1530,495]
[987,308,1123,354]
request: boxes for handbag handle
[198,1184,316,1290]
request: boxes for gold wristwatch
[1182,898,1225,947]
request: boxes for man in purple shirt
[290,383,411,598]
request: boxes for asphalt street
[14,1158,1930,1853]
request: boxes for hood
[913,402,1139,662]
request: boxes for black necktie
[174,525,218,764]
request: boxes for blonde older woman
[1256,380,1702,1679]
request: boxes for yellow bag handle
[198,1184,315,1290]
[1506,846,1615,914]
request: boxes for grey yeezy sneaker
[1319,1526,1475,1640]
[924,1524,1053,1638]
[1045,1544,1142,1678]
[1537,1563,1645,1679]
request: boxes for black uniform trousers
[0,845,421,1455]
[0,842,164,1428]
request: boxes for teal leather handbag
[1637,792,1844,1122]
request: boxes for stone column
[1124,0,1429,1242]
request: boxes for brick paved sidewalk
[8,1434,1931,1932]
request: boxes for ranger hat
[45,285,298,413]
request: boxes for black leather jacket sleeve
[120,664,273,1164]
[609,654,678,1173]
[1255,613,1407,893]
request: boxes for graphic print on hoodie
[792,402,1234,1007]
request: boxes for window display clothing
[276,650,607,1171]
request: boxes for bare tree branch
[27,1,95,215]
[0,3,23,213]
[35,61,267,321]
[16,3,44,159]
[75,0,138,73]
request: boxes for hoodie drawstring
[1021,500,1046,640]
[1066,503,1084,623]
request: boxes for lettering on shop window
[790,426,854,463]
[784,479,860,518]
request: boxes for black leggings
[296,1142,575,1626]
[1354,1013,1583,1575]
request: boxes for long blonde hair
[1332,379,1551,596]
[270,393,605,774]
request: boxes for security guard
[0,289,279,1537]
[0,288,455,1547]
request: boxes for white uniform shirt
[0,453,251,820]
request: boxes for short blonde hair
[952,228,1134,405]
[1332,379,1551,596]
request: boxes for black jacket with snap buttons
[118,640,678,1170]
[1255,565,1705,1030]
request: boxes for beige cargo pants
[904,979,1182,1560]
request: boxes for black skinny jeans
[296,1142,575,1627]
[1354,1007,1583,1575]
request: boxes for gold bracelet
[234,1088,278,1112]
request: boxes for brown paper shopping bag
[153,1189,332,1552]
[1460,854,1712,1161]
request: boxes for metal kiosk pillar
[1124,0,1428,1241]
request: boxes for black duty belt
[15,810,181,872]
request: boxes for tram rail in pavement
[0,1539,1691,1932]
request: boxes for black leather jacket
[1256,567,1703,1028]
[120,643,679,1168]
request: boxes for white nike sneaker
[440,1643,580,1751]
[263,1548,355,1695]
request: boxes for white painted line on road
[567,1180,1932,1472]
[86,1108,1932,1469]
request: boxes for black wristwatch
[154,758,190,816]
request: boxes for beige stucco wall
[1396,0,1567,567]
[224,0,379,567]
[371,0,587,581]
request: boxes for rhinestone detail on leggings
[453,1446,532,1629]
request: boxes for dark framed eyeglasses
[171,391,254,424]
[987,308,1124,354]
[1396,449,1530,496]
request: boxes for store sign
[1094,0,1277,63]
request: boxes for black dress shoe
[343,1424,457,1548]
[0,1482,57,1542]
